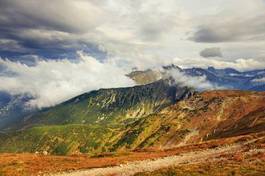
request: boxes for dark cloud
[0,0,101,33]
[200,47,223,58]
[191,27,233,43]
[0,0,265,67]
[0,0,106,59]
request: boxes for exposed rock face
[127,69,163,85]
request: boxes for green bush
[53,143,69,155]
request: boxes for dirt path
[51,144,240,176]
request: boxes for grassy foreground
[0,132,265,176]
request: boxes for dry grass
[0,132,264,176]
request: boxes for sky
[0,0,265,107]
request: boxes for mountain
[0,65,264,156]
[113,90,265,150]
[126,69,162,85]
[187,67,265,91]
[0,89,264,155]
[21,80,193,128]
[0,92,34,130]
[127,65,181,85]
[1,66,264,131]
[128,65,265,91]
[0,79,191,130]
[0,80,194,155]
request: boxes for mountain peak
[162,64,182,71]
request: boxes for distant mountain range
[0,91,34,130]
[128,65,265,91]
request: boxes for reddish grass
[0,132,264,176]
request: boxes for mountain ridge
[1,65,264,130]
[128,65,265,91]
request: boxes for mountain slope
[108,90,265,151]
[0,90,264,155]
[21,80,193,128]
[0,80,194,155]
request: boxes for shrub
[53,143,69,155]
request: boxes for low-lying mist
[0,52,135,108]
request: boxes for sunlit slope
[113,90,265,150]
[1,90,265,155]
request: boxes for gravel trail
[51,144,240,176]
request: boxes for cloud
[252,77,265,83]
[190,0,265,43]
[172,57,265,71]
[0,0,104,33]
[191,18,265,43]
[200,47,223,58]
[0,0,108,58]
[0,52,135,108]
[0,0,265,64]
[0,0,192,60]
[164,69,219,90]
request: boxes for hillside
[0,90,264,156]
[113,90,265,150]
[2,135,265,176]
[21,80,193,128]
[0,80,193,155]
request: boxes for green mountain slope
[0,80,194,155]
[22,80,193,127]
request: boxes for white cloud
[171,57,265,71]
[252,77,265,83]
[164,69,219,90]
[1,0,265,69]
[0,52,135,108]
